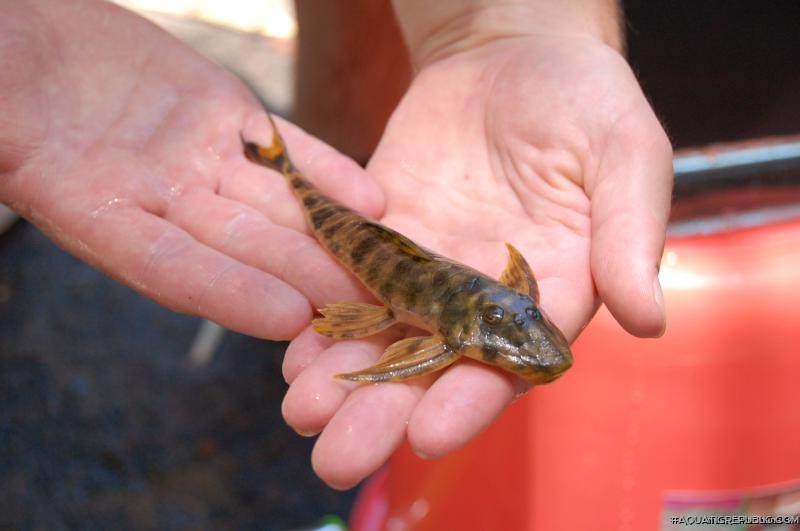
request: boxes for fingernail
[413,448,435,460]
[653,275,666,337]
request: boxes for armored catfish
[241,115,573,384]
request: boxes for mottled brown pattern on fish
[297,182,490,324]
[244,131,436,312]
[241,114,573,385]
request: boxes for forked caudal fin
[240,113,294,175]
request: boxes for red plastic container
[351,190,800,529]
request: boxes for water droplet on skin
[89,197,123,218]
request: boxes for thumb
[588,107,673,337]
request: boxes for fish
[241,114,573,384]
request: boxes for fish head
[455,284,573,384]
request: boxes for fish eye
[526,307,541,320]
[482,305,505,324]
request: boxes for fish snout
[520,341,573,384]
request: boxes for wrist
[391,0,624,68]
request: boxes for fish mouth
[527,366,569,384]
[516,347,573,384]
[466,342,573,385]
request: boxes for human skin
[284,0,672,489]
[0,0,672,491]
[0,0,384,339]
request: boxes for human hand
[0,0,384,339]
[282,31,672,487]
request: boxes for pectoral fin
[312,303,396,339]
[337,336,458,382]
[499,243,540,303]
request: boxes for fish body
[242,115,572,384]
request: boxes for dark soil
[0,223,354,530]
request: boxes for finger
[281,338,385,436]
[311,381,426,490]
[407,358,517,459]
[231,113,386,228]
[68,204,311,339]
[218,161,308,233]
[283,325,335,384]
[588,107,673,337]
[166,187,371,308]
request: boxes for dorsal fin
[499,243,540,303]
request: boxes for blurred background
[1,1,799,530]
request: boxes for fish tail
[242,113,336,232]
[240,113,296,176]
